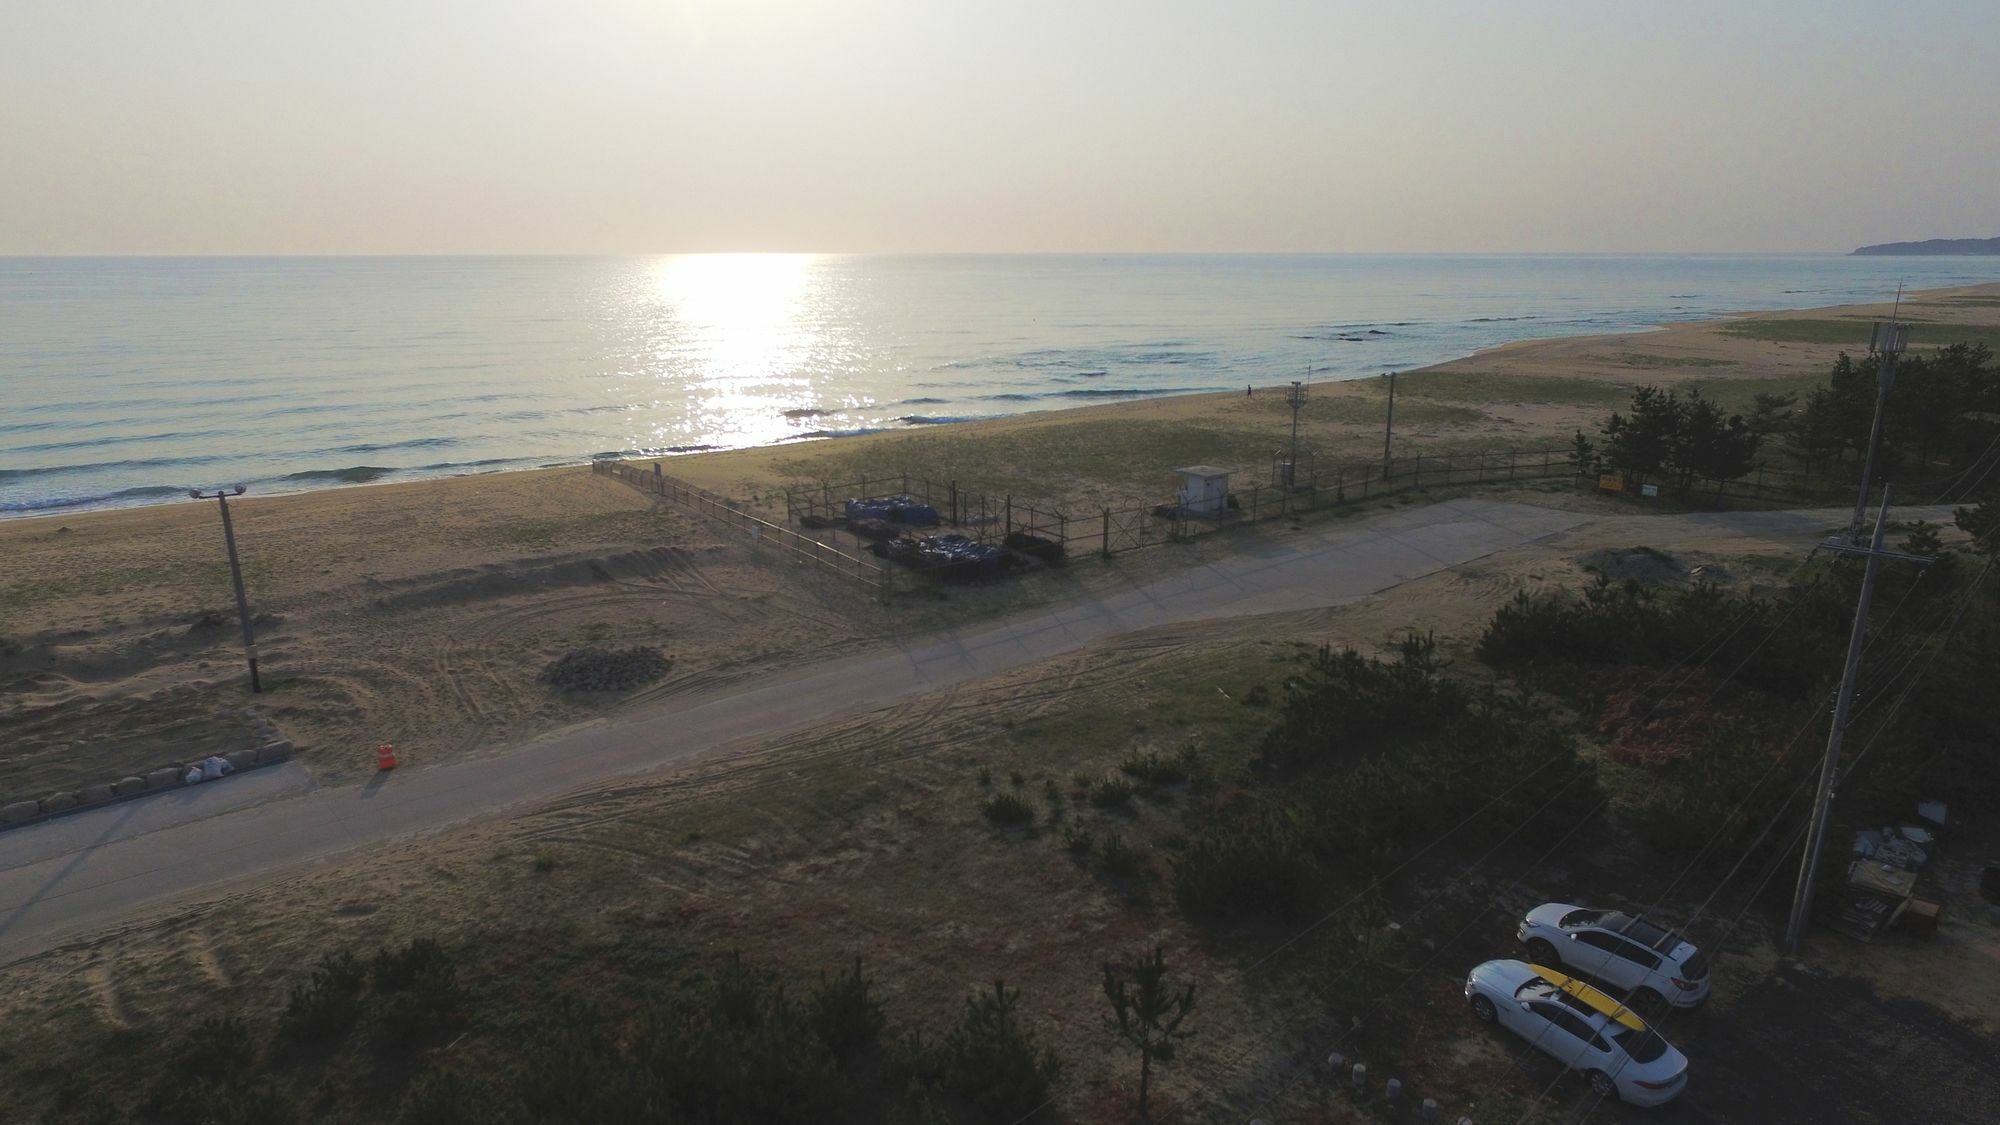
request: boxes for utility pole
[1284,380,1307,488]
[1783,485,1931,951]
[1381,371,1397,481]
[189,485,262,693]
[1848,308,1906,540]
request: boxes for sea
[4,254,1997,517]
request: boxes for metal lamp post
[189,484,261,693]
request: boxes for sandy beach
[3,282,1998,1123]
[4,282,1997,805]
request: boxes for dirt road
[0,499,1905,961]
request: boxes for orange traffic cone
[376,744,398,771]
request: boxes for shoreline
[6,280,1999,527]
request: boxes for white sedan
[1465,959,1690,1108]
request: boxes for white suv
[1465,959,1690,1107]
[1518,904,1711,1009]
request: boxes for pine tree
[1102,945,1197,1124]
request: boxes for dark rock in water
[538,645,672,693]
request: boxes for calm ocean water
[4,254,1997,516]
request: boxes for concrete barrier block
[114,776,147,797]
[146,767,183,790]
[80,783,115,805]
[225,750,258,772]
[258,740,294,764]
[41,791,79,814]
[2,800,40,824]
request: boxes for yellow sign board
[1597,474,1624,493]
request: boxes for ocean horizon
[6,252,1998,518]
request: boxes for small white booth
[1173,466,1233,515]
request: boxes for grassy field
[1723,317,2000,348]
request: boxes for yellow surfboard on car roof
[1528,963,1647,1031]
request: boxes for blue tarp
[845,494,940,526]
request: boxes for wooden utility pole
[189,485,261,693]
[1848,317,1906,539]
[1285,380,1306,488]
[1381,371,1397,481]
[1784,485,1931,951]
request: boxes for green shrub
[284,951,368,1042]
[1097,832,1146,879]
[981,792,1036,826]
[1088,776,1135,810]
[532,849,557,873]
[371,937,454,992]
[1119,750,1188,786]
[809,959,887,1058]
[938,981,1063,1121]
[1063,826,1094,855]
[1176,644,1597,921]
[396,1062,509,1125]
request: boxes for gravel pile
[537,645,671,693]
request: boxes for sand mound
[1579,546,1685,584]
[369,547,698,612]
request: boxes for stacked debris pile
[538,645,672,693]
[870,534,1022,583]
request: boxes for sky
[3,0,1997,255]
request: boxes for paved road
[4,497,1851,959]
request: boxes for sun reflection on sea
[640,253,833,450]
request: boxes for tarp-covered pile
[844,494,940,527]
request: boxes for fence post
[1005,495,1012,537]
[902,470,909,495]
[1509,450,1517,479]
[1102,508,1111,558]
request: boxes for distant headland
[1852,237,2000,256]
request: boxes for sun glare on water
[641,252,832,450]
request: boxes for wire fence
[779,447,1858,564]
[606,448,1864,597]
[594,460,892,598]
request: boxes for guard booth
[1173,466,1232,515]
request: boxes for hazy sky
[4,1,1996,254]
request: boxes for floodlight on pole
[190,485,261,693]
